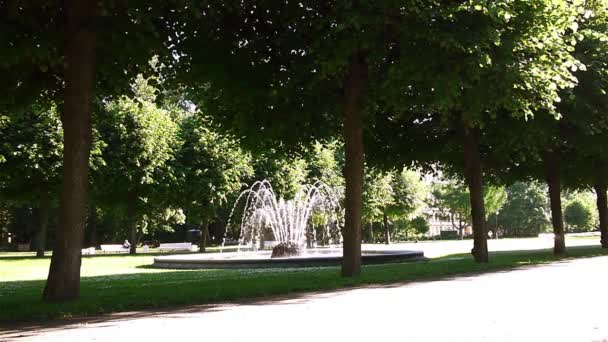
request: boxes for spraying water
[224,180,342,255]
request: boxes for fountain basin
[152,248,425,269]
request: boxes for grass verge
[1,245,606,323]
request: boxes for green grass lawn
[1,246,607,323]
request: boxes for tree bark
[383,211,391,245]
[127,191,138,255]
[462,123,488,263]
[199,219,208,253]
[35,194,51,258]
[43,0,97,302]
[544,151,566,255]
[341,58,367,277]
[594,183,608,248]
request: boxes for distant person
[123,240,131,249]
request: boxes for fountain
[153,180,424,269]
[229,180,342,257]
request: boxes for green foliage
[554,1,608,188]
[93,76,181,234]
[0,104,62,204]
[409,216,430,236]
[388,169,428,220]
[564,192,598,232]
[363,169,395,224]
[363,167,427,241]
[393,215,431,241]
[306,141,345,196]
[432,180,507,235]
[173,112,253,225]
[0,2,176,111]
[432,181,471,235]
[252,151,309,199]
[497,182,550,237]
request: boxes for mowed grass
[1,246,607,323]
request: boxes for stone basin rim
[152,249,425,269]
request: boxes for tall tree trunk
[594,183,608,248]
[127,191,138,255]
[544,151,566,255]
[368,222,374,243]
[199,219,208,253]
[35,194,51,258]
[383,211,391,245]
[43,0,97,302]
[341,58,367,277]
[462,123,488,263]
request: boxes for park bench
[17,243,30,252]
[81,247,96,255]
[100,244,129,253]
[158,242,195,252]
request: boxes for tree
[363,169,395,244]
[251,150,309,200]
[306,140,345,196]
[432,181,471,239]
[556,1,608,247]
[173,112,253,252]
[438,2,579,261]
[364,168,427,244]
[94,76,180,254]
[174,1,478,276]
[0,105,62,256]
[433,180,506,239]
[564,201,593,233]
[365,0,581,262]
[2,1,177,300]
[401,216,430,241]
[564,192,598,233]
[496,182,550,237]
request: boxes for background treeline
[1,75,600,254]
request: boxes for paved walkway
[364,235,600,257]
[3,256,608,342]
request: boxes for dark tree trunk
[127,191,138,255]
[88,204,97,248]
[462,123,488,263]
[544,151,566,255]
[368,222,373,243]
[35,194,51,258]
[199,219,208,253]
[43,0,97,302]
[452,213,465,240]
[383,211,391,245]
[594,183,608,248]
[341,58,367,277]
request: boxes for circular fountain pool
[152,248,425,269]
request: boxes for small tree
[94,76,181,254]
[0,105,63,256]
[433,181,506,239]
[173,112,253,252]
[564,192,598,233]
[432,182,471,239]
[497,182,550,237]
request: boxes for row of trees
[3,0,608,301]
[0,75,252,254]
[3,102,599,254]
